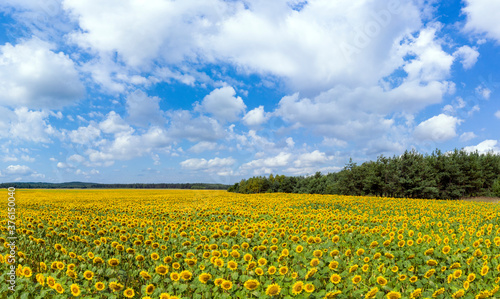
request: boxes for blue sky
[0,0,499,184]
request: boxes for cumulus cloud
[460,132,477,142]
[189,141,217,154]
[495,110,500,119]
[7,108,56,143]
[242,152,292,171]
[414,114,462,142]
[0,38,84,109]
[453,45,479,69]
[68,124,101,145]
[476,85,491,99]
[180,157,236,171]
[196,86,246,122]
[125,90,166,127]
[463,0,500,42]
[5,164,33,175]
[463,140,500,154]
[242,106,270,126]
[99,111,133,135]
[167,110,225,142]
[293,150,333,168]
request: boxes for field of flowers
[1,189,500,299]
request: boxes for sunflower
[480,265,489,276]
[409,276,418,283]
[386,291,401,299]
[398,274,407,281]
[330,273,341,284]
[432,288,445,297]
[463,280,470,290]
[410,288,422,298]
[362,264,370,272]
[365,287,379,298]
[243,253,253,262]
[94,281,105,291]
[56,262,65,270]
[198,273,212,284]
[291,281,303,295]
[453,269,462,279]
[155,265,169,275]
[214,278,224,286]
[266,283,281,296]
[279,266,288,275]
[304,283,315,293]
[227,260,238,271]
[70,284,81,296]
[467,273,476,282]
[349,264,359,273]
[136,255,145,262]
[296,245,304,253]
[255,267,264,276]
[268,266,277,275]
[140,271,152,280]
[376,276,388,286]
[180,270,192,281]
[244,279,260,291]
[83,270,94,280]
[151,253,160,260]
[451,289,465,298]
[352,275,362,284]
[221,280,233,291]
[424,269,435,278]
[22,267,32,278]
[109,281,124,292]
[427,259,438,266]
[329,261,339,270]
[305,268,317,279]
[146,284,155,295]
[108,258,120,267]
[442,245,451,254]
[170,272,180,281]
[66,270,77,279]
[258,258,267,266]
[123,288,135,298]
[47,276,56,288]
[54,283,64,294]
[93,257,104,264]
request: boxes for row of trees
[0,182,230,190]
[228,149,500,199]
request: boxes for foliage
[0,182,230,190]
[2,189,500,298]
[229,149,500,199]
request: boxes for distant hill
[0,182,230,190]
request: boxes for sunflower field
[1,189,500,299]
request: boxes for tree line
[0,182,230,190]
[228,149,500,199]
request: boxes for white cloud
[189,141,217,154]
[0,38,84,109]
[453,45,479,69]
[414,114,462,142]
[99,111,133,135]
[180,157,236,171]
[68,124,101,145]
[495,110,500,119]
[285,137,295,148]
[243,152,292,169]
[475,85,491,99]
[125,90,166,127]
[5,164,33,175]
[85,126,172,165]
[460,132,477,142]
[322,137,348,148]
[463,0,500,42]
[463,140,500,154]
[167,110,225,142]
[8,108,56,143]
[242,106,270,126]
[196,86,246,122]
[294,150,333,168]
[68,154,85,164]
